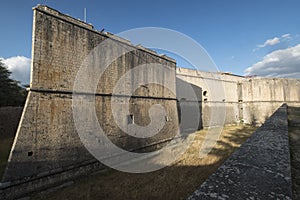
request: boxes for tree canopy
[0,59,27,106]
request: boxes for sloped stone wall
[2,5,179,185]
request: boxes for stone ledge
[188,104,293,200]
[34,5,94,30]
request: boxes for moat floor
[288,106,300,200]
[33,125,257,200]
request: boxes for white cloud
[245,44,300,78]
[256,33,292,50]
[1,56,31,85]
[281,33,291,39]
[257,37,280,48]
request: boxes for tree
[0,59,27,106]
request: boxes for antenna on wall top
[84,8,87,23]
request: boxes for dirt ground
[33,125,257,200]
[288,106,300,200]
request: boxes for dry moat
[1,106,300,199]
[32,125,257,200]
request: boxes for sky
[1,0,300,84]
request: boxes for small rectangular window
[165,116,169,122]
[128,114,134,124]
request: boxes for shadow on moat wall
[0,78,204,183]
[176,77,203,133]
[0,107,23,179]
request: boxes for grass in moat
[35,125,257,200]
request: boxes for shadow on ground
[33,125,257,200]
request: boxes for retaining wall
[189,104,293,199]
[0,107,23,139]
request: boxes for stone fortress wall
[2,5,179,187]
[1,5,300,199]
[177,67,300,127]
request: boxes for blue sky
[1,0,300,84]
